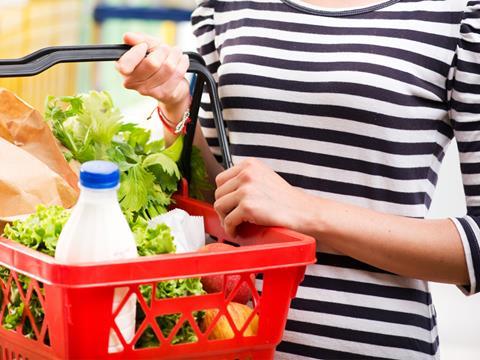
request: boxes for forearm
[300,195,469,285]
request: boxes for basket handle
[0,44,233,171]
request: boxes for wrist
[158,101,191,135]
[161,78,191,114]
[290,191,329,237]
[157,82,192,135]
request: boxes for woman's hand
[116,32,190,112]
[214,158,315,237]
[116,32,224,195]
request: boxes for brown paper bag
[0,89,79,218]
[0,138,78,217]
[0,89,79,190]
[0,120,12,143]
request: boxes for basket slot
[134,324,161,350]
[149,292,223,315]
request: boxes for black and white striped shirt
[191,0,480,358]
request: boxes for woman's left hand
[213,158,313,237]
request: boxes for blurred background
[0,0,479,358]
[0,0,196,120]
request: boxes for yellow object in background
[0,0,81,112]
[162,20,177,46]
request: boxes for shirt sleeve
[448,1,480,295]
[191,0,224,163]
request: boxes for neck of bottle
[78,185,119,203]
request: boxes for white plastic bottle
[55,160,138,353]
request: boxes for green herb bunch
[45,91,183,221]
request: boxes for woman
[116,0,479,358]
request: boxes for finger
[123,32,161,50]
[223,206,249,238]
[214,190,240,221]
[150,55,189,103]
[215,174,241,201]
[215,164,243,188]
[132,47,184,99]
[158,46,183,81]
[116,42,148,76]
[123,46,169,85]
[155,54,189,98]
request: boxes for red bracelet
[157,105,191,135]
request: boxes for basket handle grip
[0,44,233,170]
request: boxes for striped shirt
[191,0,480,358]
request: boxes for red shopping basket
[0,46,316,359]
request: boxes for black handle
[0,44,233,170]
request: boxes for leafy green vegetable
[1,206,68,338]
[188,146,213,200]
[118,165,155,214]
[143,153,180,179]
[3,205,69,257]
[45,92,122,162]
[131,217,176,256]
[45,91,182,222]
[162,135,184,162]
[131,218,204,346]
[0,267,46,340]
[3,301,24,331]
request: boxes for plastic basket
[0,46,317,359]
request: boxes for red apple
[199,243,254,304]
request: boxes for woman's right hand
[116,32,191,113]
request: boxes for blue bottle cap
[79,161,120,189]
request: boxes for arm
[446,1,480,294]
[213,158,468,285]
[303,196,468,285]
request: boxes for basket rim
[0,195,316,288]
[0,235,316,288]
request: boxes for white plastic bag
[149,209,205,253]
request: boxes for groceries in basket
[1,204,259,347]
[0,90,258,350]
